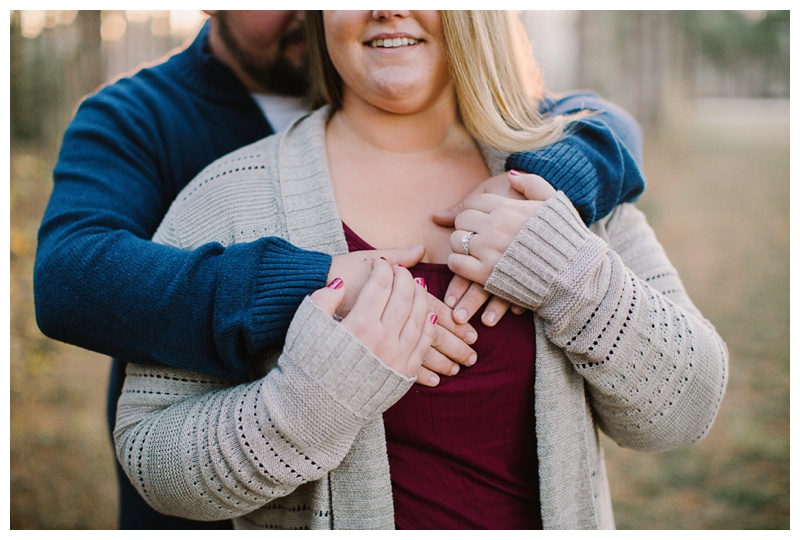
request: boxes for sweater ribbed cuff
[250,240,332,342]
[485,191,598,311]
[282,297,414,421]
[507,142,599,225]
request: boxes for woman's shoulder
[173,107,331,211]
[154,135,283,249]
[154,108,332,249]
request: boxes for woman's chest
[330,156,490,263]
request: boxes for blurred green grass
[9,101,789,529]
[602,105,790,530]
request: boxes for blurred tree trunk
[76,10,104,96]
[576,11,691,134]
[10,12,27,142]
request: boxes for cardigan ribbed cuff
[485,191,600,311]
[282,297,414,421]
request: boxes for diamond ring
[461,231,475,256]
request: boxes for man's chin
[261,59,310,97]
[282,41,307,69]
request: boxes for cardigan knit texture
[35,19,643,529]
[115,108,727,530]
[34,22,645,382]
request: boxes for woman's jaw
[325,11,453,117]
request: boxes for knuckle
[465,285,488,303]
[447,253,464,273]
[430,324,446,348]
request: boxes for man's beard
[216,14,310,97]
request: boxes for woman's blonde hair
[306,11,579,152]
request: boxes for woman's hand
[329,248,478,387]
[447,171,557,286]
[312,258,437,379]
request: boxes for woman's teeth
[370,37,419,48]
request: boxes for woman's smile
[324,10,452,114]
[367,35,421,48]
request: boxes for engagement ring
[461,231,475,256]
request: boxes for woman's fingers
[341,259,438,378]
[450,281,490,325]
[308,277,347,316]
[447,251,491,286]
[450,228,492,261]
[413,365,444,387]
[345,257,394,323]
[376,265,414,332]
[507,170,556,201]
[403,310,438,379]
[443,273,470,309]
[481,296,515,327]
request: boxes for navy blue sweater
[34,22,644,381]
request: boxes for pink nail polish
[429,313,438,325]
[415,277,426,288]
[327,277,343,290]
[508,169,521,176]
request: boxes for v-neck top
[343,222,542,530]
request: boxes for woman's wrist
[484,191,602,311]
[282,296,415,419]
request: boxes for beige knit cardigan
[114,107,728,530]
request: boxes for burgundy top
[343,223,542,530]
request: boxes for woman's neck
[325,97,491,264]
[330,92,470,156]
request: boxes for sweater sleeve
[33,84,331,379]
[506,91,645,225]
[485,193,728,452]
[114,296,414,521]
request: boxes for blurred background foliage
[9,10,790,529]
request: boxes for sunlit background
[9,10,790,530]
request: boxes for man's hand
[329,246,478,387]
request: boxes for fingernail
[468,353,477,366]
[508,169,521,176]
[445,295,456,308]
[450,364,460,375]
[429,313,438,325]
[429,373,440,386]
[456,309,468,323]
[327,277,343,290]
[466,330,478,344]
[484,311,497,325]
[415,277,426,288]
